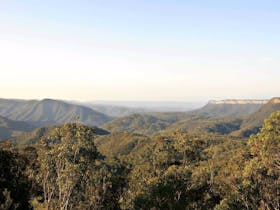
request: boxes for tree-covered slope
[101,99,268,137]
[9,124,109,146]
[165,115,243,135]
[166,98,279,137]
[0,115,34,140]
[161,99,271,136]
[0,98,113,127]
[95,132,151,157]
[102,113,188,136]
[232,97,280,137]
[1,111,279,209]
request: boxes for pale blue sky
[0,1,279,101]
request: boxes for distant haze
[85,101,205,112]
[1,1,280,101]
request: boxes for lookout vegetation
[0,111,280,210]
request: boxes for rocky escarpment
[270,97,280,104]
[209,99,268,105]
[189,99,268,118]
[231,97,280,137]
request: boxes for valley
[1,98,279,141]
[0,97,279,210]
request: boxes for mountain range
[0,97,279,142]
[101,98,279,137]
[231,97,280,136]
[0,98,113,127]
[188,99,268,117]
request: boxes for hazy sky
[1,0,279,101]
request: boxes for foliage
[1,110,279,209]
[0,143,32,209]
[242,111,280,209]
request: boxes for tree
[0,144,32,210]
[242,111,280,210]
[36,123,100,210]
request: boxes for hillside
[0,115,34,140]
[189,99,268,118]
[164,115,243,135]
[95,132,151,157]
[1,111,278,210]
[10,124,109,146]
[0,98,113,127]
[102,112,188,136]
[232,97,280,137]
[101,99,269,136]
[166,98,280,137]
[10,126,54,145]
[1,98,277,140]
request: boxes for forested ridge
[0,110,279,209]
[2,0,279,208]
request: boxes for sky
[0,0,279,102]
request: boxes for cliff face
[209,100,268,105]
[270,98,280,104]
[231,97,280,137]
[189,99,267,118]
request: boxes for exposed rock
[270,97,280,104]
[209,99,268,105]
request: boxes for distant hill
[0,115,34,140]
[101,99,270,136]
[189,99,268,118]
[82,101,202,112]
[0,98,113,127]
[232,97,280,137]
[102,114,171,135]
[69,101,149,117]
[75,101,202,117]
[95,132,150,157]
[10,126,54,145]
[1,98,276,139]
[102,112,188,136]
[163,115,242,135]
[166,99,280,136]
[89,104,147,117]
[10,124,109,146]
[163,98,280,137]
